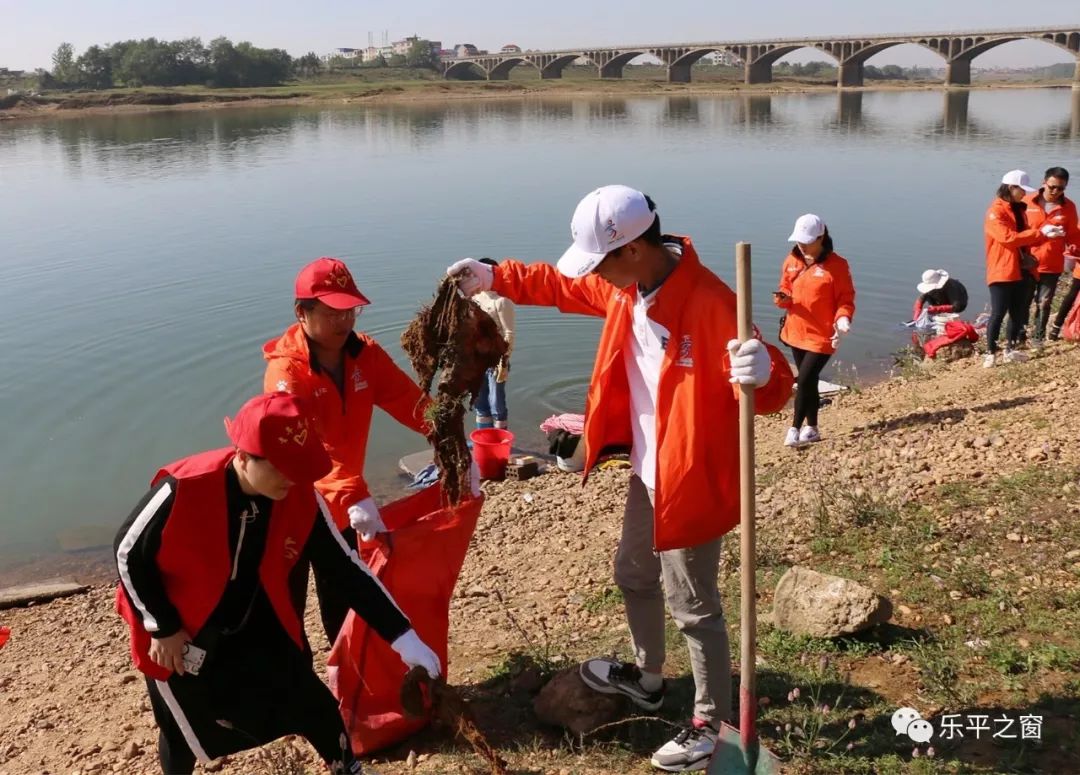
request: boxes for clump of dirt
[402,278,507,503]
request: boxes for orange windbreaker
[492,236,793,551]
[1024,192,1080,276]
[984,197,1045,284]
[263,325,430,529]
[774,252,856,355]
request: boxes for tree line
[44,38,325,90]
[774,61,938,80]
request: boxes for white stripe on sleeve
[116,481,173,632]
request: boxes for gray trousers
[613,475,732,726]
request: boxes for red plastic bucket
[470,428,514,481]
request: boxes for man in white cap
[913,269,968,321]
[446,185,793,772]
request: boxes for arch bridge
[440,27,1080,87]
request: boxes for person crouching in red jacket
[115,393,439,775]
[447,185,793,773]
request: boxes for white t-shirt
[624,285,670,491]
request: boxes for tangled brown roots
[402,278,508,503]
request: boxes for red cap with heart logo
[224,393,332,485]
[294,257,371,310]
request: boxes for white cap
[1001,170,1036,194]
[787,214,826,244]
[917,269,949,295]
[557,185,658,278]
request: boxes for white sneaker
[1030,339,1044,353]
[783,427,801,447]
[799,425,821,444]
[1002,349,1029,364]
[579,659,665,711]
[650,725,718,772]
[982,353,996,368]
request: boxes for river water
[1,87,1077,575]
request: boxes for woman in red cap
[114,393,439,775]
[263,258,434,642]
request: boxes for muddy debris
[402,278,507,503]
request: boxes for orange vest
[263,326,430,529]
[493,237,793,551]
[775,252,856,355]
[1024,193,1080,276]
[115,448,315,680]
[984,197,1044,284]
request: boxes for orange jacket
[774,252,856,355]
[1024,193,1080,276]
[492,236,793,551]
[263,325,430,528]
[984,197,1045,284]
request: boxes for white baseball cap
[787,214,827,244]
[1001,170,1036,193]
[557,185,658,278]
[917,269,949,295]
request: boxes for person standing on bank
[983,171,1061,367]
[1026,167,1080,344]
[115,393,440,775]
[447,185,793,772]
[773,214,856,447]
[263,258,432,642]
[472,257,515,430]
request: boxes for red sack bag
[1062,300,1080,342]
[923,320,978,359]
[328,483,482,755]
[0,626,10,650]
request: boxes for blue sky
[2,0,1076,70]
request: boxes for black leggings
[986,280,1028,353]
[312,524,360,644]
[1052,276,1080,335]
[791,347,832,428]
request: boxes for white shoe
[783,427,801,447]
[982,353,996,368]
[799,425,821,444]
[1030,339,1044,353]
[579,659,665,711]
[1002,349,1029,364]
[650,725,718,772]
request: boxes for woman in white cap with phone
[773,214,856,447]
[983,170,1061,367]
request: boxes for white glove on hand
[446,258,493,297]
[390,629,441,679]
[1041,224,1066,239]
[835,316,851,334]
[726,338,771,387]
[347,497,386,542]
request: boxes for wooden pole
[735,241,758,766]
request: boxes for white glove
[1041,224,1066,239]
[390,629,441,679]
[726,338,771,387]
[446,258,493,297]
[835,316,851,334]
[347,497,386,542]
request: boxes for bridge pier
[945,59,972,87]
[837,61,864,88]
[487,70,508,81]
[599,62,624,79]
[668,64,692,83]
[745,59,772,85]
[1074,60,1080,88]
[540,68,562,80]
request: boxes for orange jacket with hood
[984,196,1046,284]
[263,325,430,529]
[774,251,856,355]
[1024,192,1080,276]
[492,235,793,552]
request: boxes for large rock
[0,578,88,610]
[533,666,627,735]
[772,566,892,638]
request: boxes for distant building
[455,43,480,58]
[500,44,522,54]
[333,47,362,60]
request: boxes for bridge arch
[443,61,487,81]
[488,56,539,81]
[596,51,648,79]
[740,45,840,85]
[539,54,583,79]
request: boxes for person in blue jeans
[472,258,515,430]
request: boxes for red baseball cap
[224,393,332,485]
[294,258,370,310]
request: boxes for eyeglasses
[312,305,362,321]
[1046,184,1067,192]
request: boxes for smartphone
[182,642,207,676]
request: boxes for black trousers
[312,523,360,644]
[144,613,358,774]
[1051,276,1080,336]
[790,347,832,428]
[987,281,1028,353]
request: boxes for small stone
[942,614,954,625]
[121,742,140,760]
[949,590,964,601]
[991,569,1006,579]
[897,605,913,616]
[1006,533,1022,543]
[1018,638,1031,649]
[407,750,418,769]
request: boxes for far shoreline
[2,76,1076,122]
